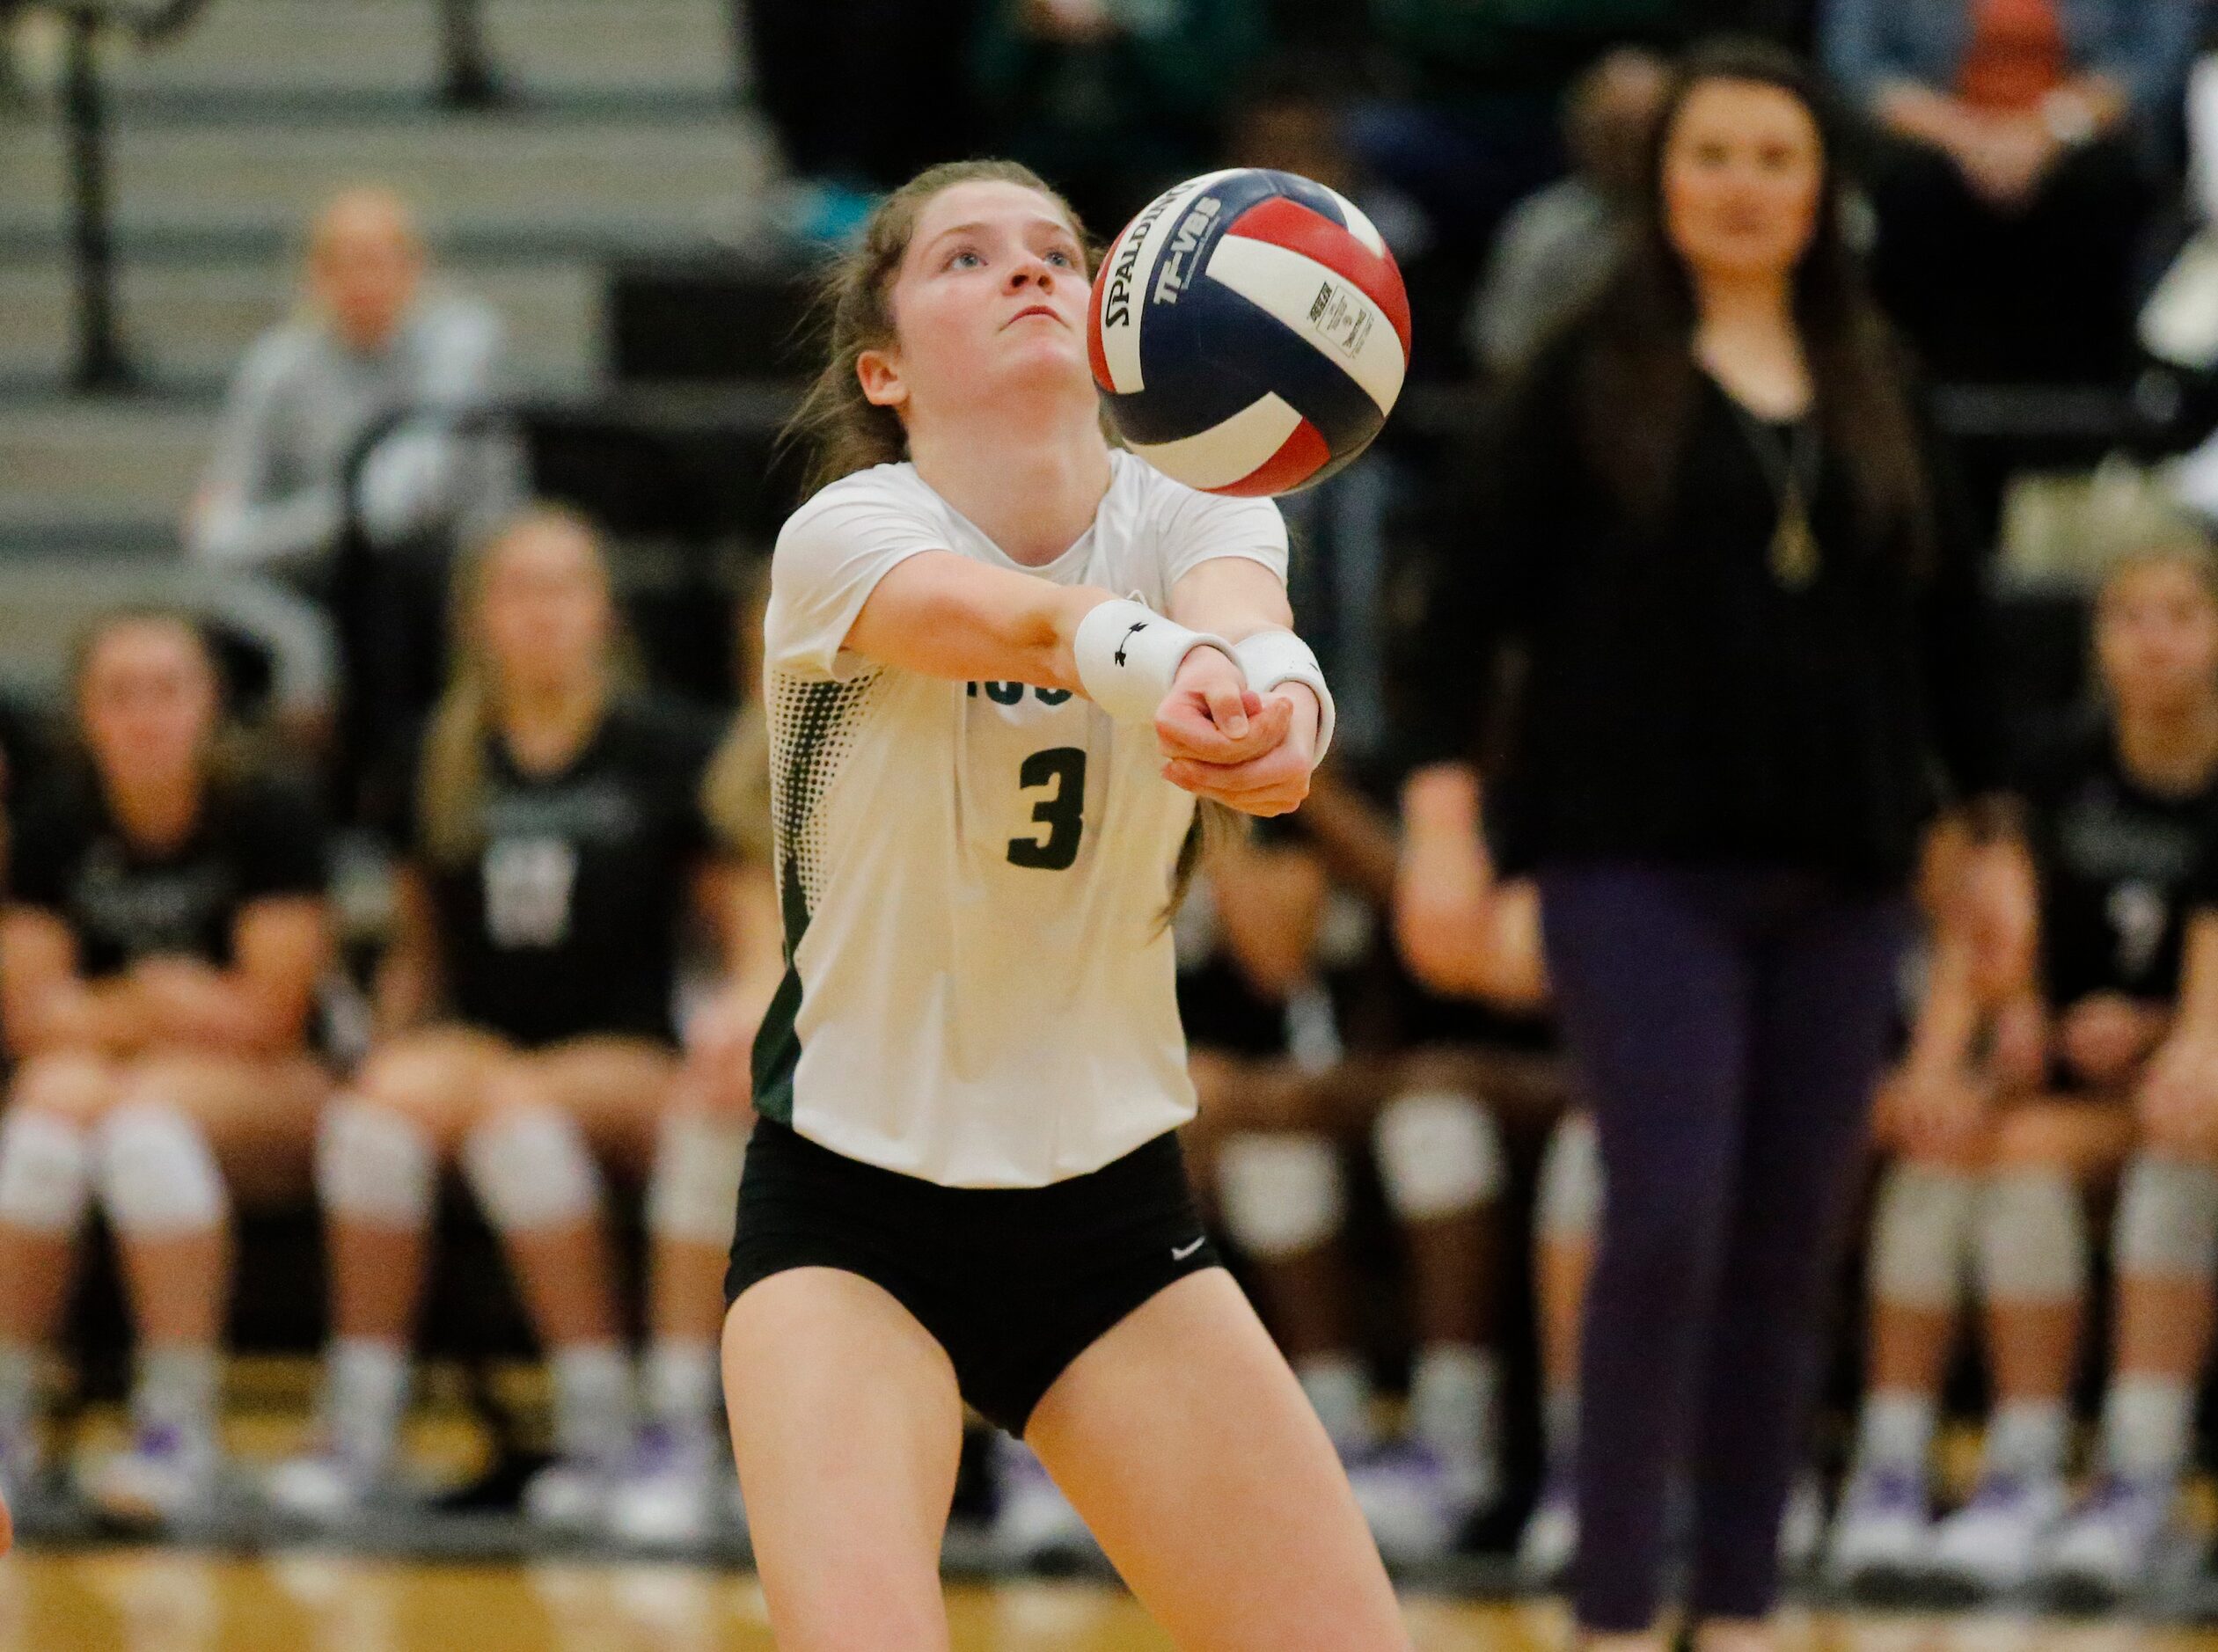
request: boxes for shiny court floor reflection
[2,1551,2215,1651]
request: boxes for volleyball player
[721,159,1407,1650]
[268,507,780,1541]
[0,610,332,1524]
[1829,541,2218,1597]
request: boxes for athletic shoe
[1517,1458,1577,1586]
[0,1418,42,1514]
[1778,1474,1826,1573]
[991,1436,1096,1566]
[1349,1442,1469,1562]
[78,1422,219,1526]
[2040,1473,2176,1604]
[1825,1461,1932,1590]
[1929,1472,2067,1594]
[522,1454,617,1532]
[264,1445,383,1527]
[606,1423,720,1549]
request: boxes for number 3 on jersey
[1007,747,1087,871]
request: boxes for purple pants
[1537,863,1907,1633]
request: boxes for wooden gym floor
[8,1550,2218,1652]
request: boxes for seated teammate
[1827,541,2218,1597]
[268,506,780,1541]
[0,609,332,1524]
[1187,805,1523,1563]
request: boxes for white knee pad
[0,1109,91,1234]
[1537,1112,1601,1241]
[94,1102,227,1237]
[1373,1091,1503,1222]
[1216,1132,1343,1260]
[1976,1167,2088,1305]
[646,1114,748,1246]
[459,1106,602,1232]
[2115,1156,2218,1282]
[1868,1162,1976,1312]
[317,1095,436,1228]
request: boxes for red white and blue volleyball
[1087,168,1411,498]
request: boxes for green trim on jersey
[750,676,870,1124]
[750,865,809,1125]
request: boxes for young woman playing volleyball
[720,159,1409,1650]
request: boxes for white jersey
[755,450,1288,1188]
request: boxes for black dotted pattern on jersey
[770,669,881,934]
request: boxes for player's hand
[2139,1028,2218,1151]
[680,986,760,1118]
[1154,647,1285,769]
[130,958,250,1045]
[2059,992,2165,1091]
[1160,685,1317,816]
[1394,829,1494,997]
[1877,1059,1990,1158]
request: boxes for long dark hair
[1575,38,1930,559]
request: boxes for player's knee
[2115,1155,2218,1283]
[459,1098,603,1233]
[1373,1088,1502,1223]
[0,1106,93,1235]
[1535,1111,1600,1243]
[1975,1165,2087,1304]
[1868,1160,1976,1312]
[318,1093,438,1230]
[93,1100,228,1238]
[1215,1131,1343,1260]
[648,1110,748,1246]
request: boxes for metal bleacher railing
[45,0,214,390]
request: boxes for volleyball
[1087,168,1411,497]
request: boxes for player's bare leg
[723,1268,962,1651]
[1028,1269,1409,1651]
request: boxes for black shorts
[724,1118,1222,1436]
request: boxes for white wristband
[1073,597,1238,725]
[1233,628,1336,768]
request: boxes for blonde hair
[782,158,1088,495]
[2097,531,2218,606]
[416,503,620,865]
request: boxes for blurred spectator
[1468,48,1673,376]
[971,0,1270,237]
[0,610,331,1528]
[187,186,520,575]
[267,508,774,1545]
[185,186,523,821]
[1831,540,2218,1602]
[1824,0,2200,382]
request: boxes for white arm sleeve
[1153,481,1289,591]
[764,477,950,681]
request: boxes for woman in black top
[0,610,331,1525]
[268,507,781,1544]
[1395,42,2001,1652]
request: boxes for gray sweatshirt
[189,290,525,570]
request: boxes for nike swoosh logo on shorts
[1171,1236,1205,1261]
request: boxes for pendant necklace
[1732,405,1821,590]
